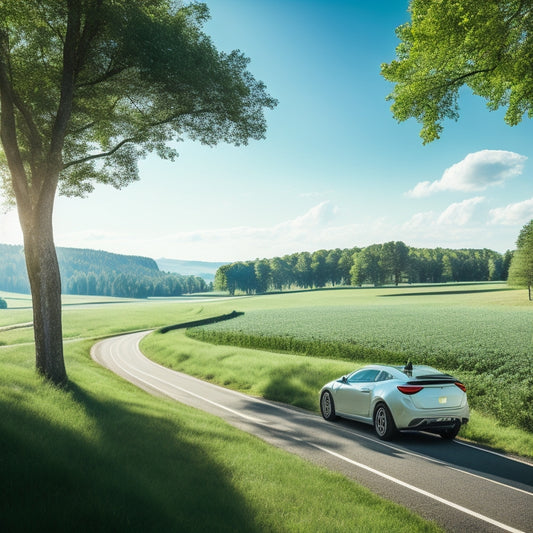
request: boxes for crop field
[187,285,533,432]
[189,305,530,369]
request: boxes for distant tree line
[214,242,512,295]
[0,245,209,298]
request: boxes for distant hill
[56,247,159,277]
[156,258,228,282]
[0,244,209,297]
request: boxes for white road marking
[307,442,527,533]
[107,341,266,424]
[456,440,533,467]
[326,422,533,497]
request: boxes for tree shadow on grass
[379,288,513,297]
[0,381,260,533]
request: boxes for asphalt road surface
[91,331,533,533]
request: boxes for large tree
[381,0,532,143]
[508,219,533,300]
[0,1,276,384]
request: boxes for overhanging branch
[62,136,137,169]
[418,66,498,93]
[62,106,208,170]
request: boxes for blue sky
[1,0,532,261]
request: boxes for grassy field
[115,283,532,457]
[1,283,531,532]
[183,284,533,434]
[0,292,443,532]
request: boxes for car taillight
[397,385,424,395]
[455,382,467,393]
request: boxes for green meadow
[0,283,532,531]
[0,290,444,532]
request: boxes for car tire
[374,403,397,440]
[439,421,461,440]
[320,390,338,421]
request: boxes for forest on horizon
[214,242,512,295]
[0,241,513,300]
[0,244,209,298]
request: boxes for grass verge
[0,340,442,532]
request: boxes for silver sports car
[320,363,469,440]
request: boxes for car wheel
[320,390,338,421]
[374,403,397,440]
[439,422,461,440]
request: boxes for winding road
[91,331,533,533]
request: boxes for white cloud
[401,211,435,231]
[48,198,529,261]
[407,150,527,198]
[403,198,485,231]
[437,197,485,225]
[489,197,533,225]
[55,202,343,261]
[282,201,338,230]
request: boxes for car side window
[376,371,393,382]
[348,369,380,383]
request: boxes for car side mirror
[342,376,347,383]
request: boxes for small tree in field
[0,1,276,384]
[508,220,533,300]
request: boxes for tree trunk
[20,199,67,386]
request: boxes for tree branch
[425,66,498,92]
[76,65,127,88]
[62,136,137,169]
[48,0,80,175]
[11,91,43,166]
[0,30,30,214]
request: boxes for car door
[334,369,380,417]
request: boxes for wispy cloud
[489,197,533,225]
[55,202,343,261]
[47,197,530,261]
[437,197,485,225]
[403,197,485,230]
[401,211,435,231]
[406,150,527,198]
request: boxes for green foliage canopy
[381,0,533,143]
[0,0,277,199]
